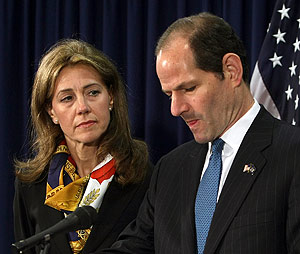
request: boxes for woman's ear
[222,53,243,87]
[109,95,114,110]
[47,106,59,124]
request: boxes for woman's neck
[66,141,99,178]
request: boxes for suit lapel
[204,108,274,253]
[180,141,208,254]
[82,179,139,253]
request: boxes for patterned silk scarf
[45,141,116,253]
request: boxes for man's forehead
[156,44,195,73]
[158,36,190,55]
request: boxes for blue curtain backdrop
[1,0,277,252]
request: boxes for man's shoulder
[257,106,300,144]
[161,139,206,160]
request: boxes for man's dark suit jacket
[13,164,152,254]
[97,107,300,254]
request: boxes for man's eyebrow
[162,82,194,94]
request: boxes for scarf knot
[45,141,116,253]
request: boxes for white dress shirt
[201,100,261,201]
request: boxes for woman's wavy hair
[15,39,148,185]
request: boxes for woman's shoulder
[15,168,48,191]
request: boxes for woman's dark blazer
[13,163,153,254]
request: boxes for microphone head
[69,206,98,230]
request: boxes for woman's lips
[77,120,96,128]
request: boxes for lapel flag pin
[243,163,256,175]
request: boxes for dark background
[1,0,277,252]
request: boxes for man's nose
[170,94,188,117]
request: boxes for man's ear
[222,53,243,87]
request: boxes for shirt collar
[220,99,260,156]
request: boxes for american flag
[250,0,300,125]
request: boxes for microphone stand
[39,234,51,254]
[12,206,98,253]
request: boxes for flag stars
[293,37,300,52]
[289,61,297,77]
[269,52,283,68]
[285,85,293,100]
[273,29,286,44]
[278,4,290,20]
[295,94,299,110]
[256,3,300,126]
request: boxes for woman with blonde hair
[13,39,152,254]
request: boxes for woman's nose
[77,97,90,114]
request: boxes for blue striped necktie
[195,138,224,254]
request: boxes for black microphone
[12,206,98,251]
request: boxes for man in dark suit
[94,12,300,254]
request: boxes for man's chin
[193,134,209,144]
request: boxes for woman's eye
[88,90,100,96]
[60,95,73,102]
